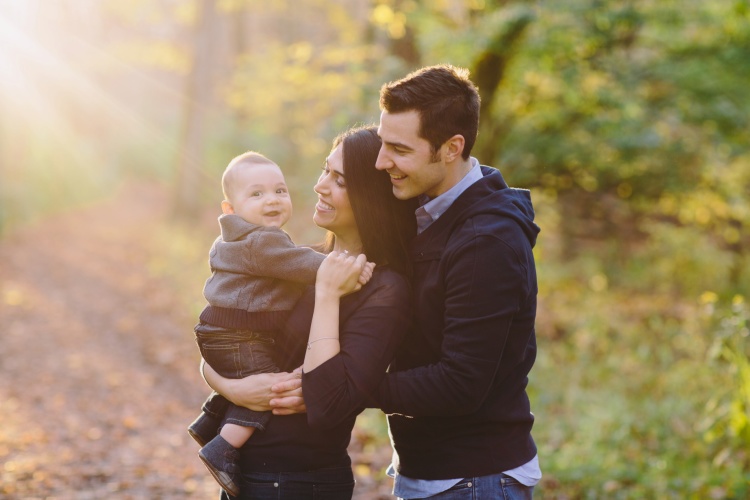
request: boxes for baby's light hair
[221,151,277,201]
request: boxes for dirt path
[0,185,392,499]
[0,185,221,498]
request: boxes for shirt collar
[416,157,482,234]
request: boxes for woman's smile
[316,199,335,212]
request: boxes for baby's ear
[221,200,235,215]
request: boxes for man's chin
[392,186,413,200]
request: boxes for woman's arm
[301,270,412,429]
[303,251,368,373]
[201,360,305,414]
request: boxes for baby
[189,152,371,496]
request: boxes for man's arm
[375,234,534,417]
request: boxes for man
[372,64,541,499]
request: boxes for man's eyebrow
[383,139,413,151]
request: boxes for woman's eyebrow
[325,157,345,178]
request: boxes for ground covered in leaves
[0,184,393,499]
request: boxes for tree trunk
[172,0,220,220]
[471,6,534,165]
[0,97,9,236]
[387,0,421,67]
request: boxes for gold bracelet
[307,337,339,350]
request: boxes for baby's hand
[357,262,376,286]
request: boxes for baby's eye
[276,188,288,194]
[251,191,262,197]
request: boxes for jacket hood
[453,166,540,248]
[217,213,262,242]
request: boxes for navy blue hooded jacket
[376,166,541,480]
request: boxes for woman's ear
[221,200,235,215]
[443,134,465,163]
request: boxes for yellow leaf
[3,288,23,306]
[354,464,371,477]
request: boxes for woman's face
[313,145,358,241]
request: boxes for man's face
[375,110,449,200]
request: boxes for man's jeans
[414,472,534,500]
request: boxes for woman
[202,125,417,499]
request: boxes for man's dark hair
[380,64,480,160]
[323,126,417,277]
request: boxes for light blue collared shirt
[390,157,541,498]
[415,158,482,234]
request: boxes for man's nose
[375,149,389,170]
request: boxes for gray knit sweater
[199,214,325,331]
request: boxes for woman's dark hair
[322,125,417,277]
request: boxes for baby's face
[227,162,292,228]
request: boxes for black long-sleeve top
[235,267,410,472]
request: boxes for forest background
[1,0,749,498]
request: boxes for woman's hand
[316,251,371,298]
[358,261,376,286]
[202,360,305,413]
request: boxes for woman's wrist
[314,285,344,301]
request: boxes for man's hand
[270,367,306,415]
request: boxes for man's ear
[443,134,465,163]
[221,200,235,215]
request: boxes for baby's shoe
[199,435,240,497]
[187,413,220,447]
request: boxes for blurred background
[1,0,749,498]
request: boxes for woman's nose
[314,176,327,194]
